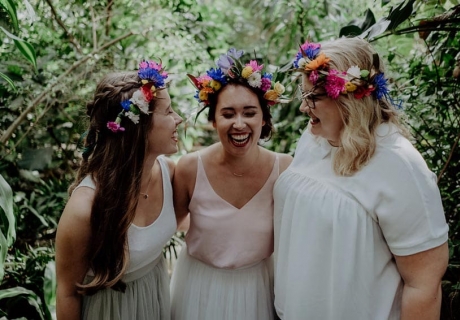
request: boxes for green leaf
[0,71,16,91]
[0,26,37,71]
[13,39,37,71]
[0,174,15,281]
[387,0,415,31]
[0,287,46,320]
[360,9,376,31]
[339,25,363,38]
[0,0,19,32]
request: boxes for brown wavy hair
[69,71,160,295]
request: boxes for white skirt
[170,248,274,320]
[82,255,170,320]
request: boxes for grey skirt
[82,255,170,320]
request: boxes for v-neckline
[199,155,276,210]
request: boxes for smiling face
[148,89,183,155]
[213,84,265,155]
[300,74,344,146]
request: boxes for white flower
[347,65,361,79]
[297,58,307,69]
[130,90,149,114]
[247,72,262,88]
[125,111,140,124]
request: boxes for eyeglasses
[297,85,326,110]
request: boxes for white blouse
[274,123,448,320]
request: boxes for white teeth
[232,134,249,141]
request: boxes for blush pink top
[185,152,279,269]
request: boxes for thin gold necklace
[140,172,153,199]
[229,148,260,177]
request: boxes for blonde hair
[318,37,410,176]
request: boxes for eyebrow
[220,106,259,111]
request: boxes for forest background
[0,0,459,319]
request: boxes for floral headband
[293,41,389,101]
[106,60,168,133]
[188,48,286,109]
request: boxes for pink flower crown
[293,40,389,101]
[188,48,287,109]
[106,60,168,133]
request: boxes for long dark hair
[69,71,158,295]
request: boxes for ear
[212,120,217,128]
[262,120,266,127]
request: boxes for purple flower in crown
[217,48,244,74]
[121,100,132,111]
[138,68,166,87]
[372,73,389,100]
[294,41,322,68]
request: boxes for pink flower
[107,121,125,133]
[148,61,162,70]
[260,77,272,91]
[161,71,168,78]
[139,61,148,69]
[309,71,319,84]
[325,69,346,99]
[246,60,264,72]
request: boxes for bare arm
[173,154,197,232]
[395,242,449,320]
[55,188,93,320]
[278,153,293,174]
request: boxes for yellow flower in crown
[345,82,357,92]
[305,53,330,71]
[209,80,222,91]
[241,66,254,79]
[274,82,285,95]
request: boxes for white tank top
[74,155,177,275]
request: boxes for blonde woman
[274,38,449,319]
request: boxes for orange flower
[305,53,330,71]
[263,90,279,101]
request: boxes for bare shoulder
[58,187,94,232]
[176,152,198,177]
[162,156,176,180]
[276,152,293,174]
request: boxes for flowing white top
[74,155,176,275]
[274,123,448,319]
[185,153,279,269]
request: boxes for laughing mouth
[230,133,250,146]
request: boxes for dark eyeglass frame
[298,85,327,109]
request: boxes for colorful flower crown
[188,48,286,108]
[293,41,389,101]
[106,60,168,133]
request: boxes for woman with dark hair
[55,60,182,320]
[170,49,292,320]
[274,37,449,319]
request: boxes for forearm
[57,293,82,320]
[401,282,442,320]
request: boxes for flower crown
[293,40,389,101]
[188,48,286,109]
[106,60,168,133]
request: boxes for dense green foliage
[1,0,459,319]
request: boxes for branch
[0,31,134,145]
[44,0,82,54]
[106,0,114,37]
[437,130,460,184]
[90,2,98,50]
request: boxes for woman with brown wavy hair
[55,60,182,320]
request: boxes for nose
[299,99,310,113]
[174,112,183,125]
[233,115,246,129]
